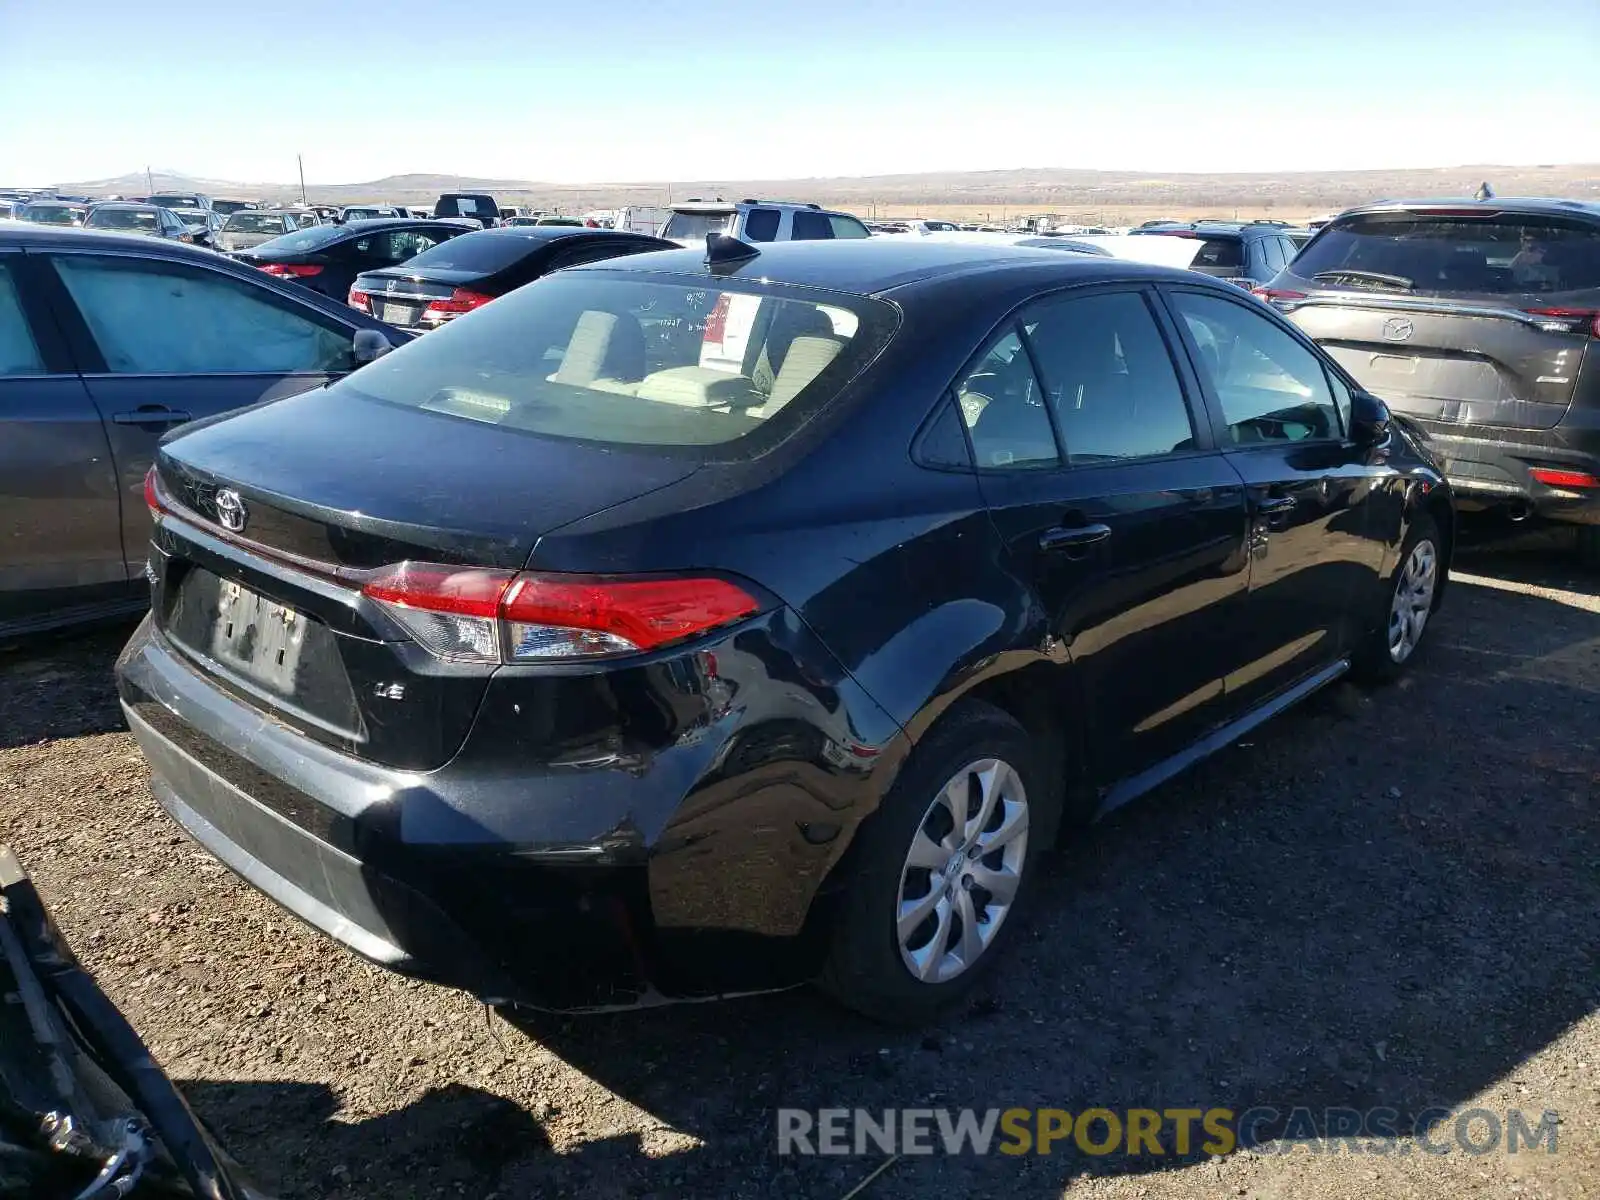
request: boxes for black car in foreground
[0,847,262,1198]
[237,218,469,302]
[350,226,675,328]
[118,238,1453,1022]
[1260,196,1600,564]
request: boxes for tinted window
[223,212,289,233]
[915,394,973,469]
[252,224,347,255]
[828,214,870,239]
[955,329,1058,469]
[1289,212,1600,296]
[791,211,835,240]
[403,231,540,274]
[1191,238,1244,270]
[86,208,160,232]
[23,204,85,226]
[54,257,354,375]
[0,262,46,375]
[1257,236,1285,275]
[1171,291,1341,443]
[743,208,781,242]
[1278,236,1300,267]
[1024,291,1195,462]
[339,271,892,452]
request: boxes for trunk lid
[151,387,699,768]
[1281,291,1592,430]
[1277,206,1600,430]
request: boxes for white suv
[661,199,870,246]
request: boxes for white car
[660,199,870,246]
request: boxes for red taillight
[348,286,371,312]
[143,466,165,517]
[260,262,324,278]
[360,562,760,663]
[1523,307,1600,338]
[1530,467,1600,489]
[423,288,493,318]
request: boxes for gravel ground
[3,532,1597,1200]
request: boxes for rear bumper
[1404,414,1600,525]
[116,612,901,1008]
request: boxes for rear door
[963,285,1253,783]
[0,249,128,630]
[1274,209,1600,430]
[37,249,366,584]
[1164,286,1386,712]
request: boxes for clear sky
[2,0,1597,185]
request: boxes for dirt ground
[2,532,1597,1200]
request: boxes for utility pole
[145,166,153,195]
[297,155,308,205]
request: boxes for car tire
[1352,511,1442,683]
[1575,525,1600,570]
[818,700,1050,1025]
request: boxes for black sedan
[118,238,1454,1024]
[237,218,470,302]
[350,226,675,329]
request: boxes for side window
[1023,291,1197,463]
[1169,290,1343,443]
[791,211,835,241]
[914,393,974,470]
[743,208,780,242]
[828,215,871,239]
[1278,237,1300,268]
[53,256,355,376]
[1257,237,1284,275]
[1325,369,1353,434]
[0,261,47,375]
[954,329,1059,469]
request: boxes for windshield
[24,204,85,225]
[345,208,392,220]
[1290,212,1600,296]
[401,231,542,274]
[86,208,159,231]
[434,196,492,218]
[250,224,346,255]
[338,270,894,452]
[148,196,201,211]
[661,211,731,240]
[210,200,250,215]
[223,212,287,233]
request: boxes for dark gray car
[214,208,302,253]
[83,202,195,241]
[1261,197,1600,564]
[0,225,409,638]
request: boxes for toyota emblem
[214,488,248,533]
[1381,317,1414,342]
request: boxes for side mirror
[352,329,393,366]
[1350,389,1392,449]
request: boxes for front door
[0,251,126,630]
[1162,287,1387,713]
[961,285,1253,784]
[36,250,359,581]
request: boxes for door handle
[1254,495,1297,516]
[1039,523,1113,553]
[112,407,194,426]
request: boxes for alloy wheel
[1388,539,1438,663]
[895,758,1029,984]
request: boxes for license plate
[208,579,308,693]
[381,301,418,326]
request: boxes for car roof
[86,201,162,211]
[567,236,1215,297]
[2,224,233,257]
[1330,196,1600,222]
[463,226,654,243]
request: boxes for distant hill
[52,163,1600,223]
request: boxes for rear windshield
[1190,238,1244,270]
[25,204,84,225]
[250,224,346,255]
[661,211,732,240]
[224,212,287,232]
[402,231,540,274]
[87,208,159,230]
[1291,212,1600,296]
[337,270,895,453]
[148,196,201,211]
[434,195,493,218]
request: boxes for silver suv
[661,198,870,246]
